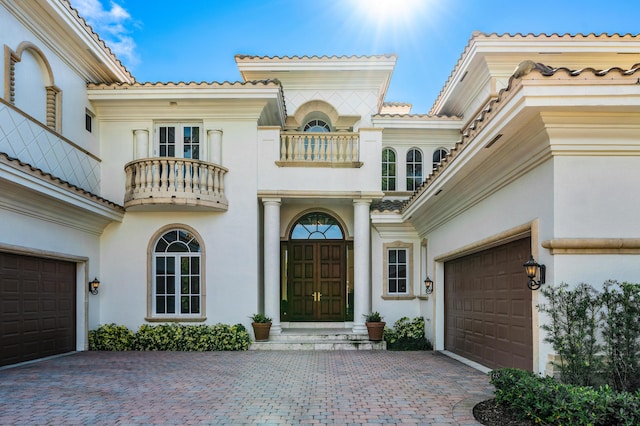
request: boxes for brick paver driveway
[0,351,494,425]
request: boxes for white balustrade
[279,132,359,164]
[124,157,228,210]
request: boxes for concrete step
[248,327,387,351]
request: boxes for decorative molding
[542,238,640,254]
[381,295,417,301]
[434,222,532,262]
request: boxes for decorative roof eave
[0,152,124,215]
[403,60,640,215]
[372,114,463,130]
[429,32,640,115]
[87,79,285,100]
[57,0,134,83]
[235,54,398,72]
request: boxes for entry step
[249,328,387,351]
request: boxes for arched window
[152,229,202,316]
[291,212,344,240]
[406,148,423,192]
[433,148,448,169]
[303,119,331,132]
[382,148,396,191]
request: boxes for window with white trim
[382,241,414,298]
[406,148,423,191]
[152,229,202,316]
[382,148,397,191]
[387,248,408,294]
[156,123,201,159]
[433,147,448,169]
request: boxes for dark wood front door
[288,241,345,321]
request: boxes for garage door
[445,237,532,371]
[0,252,76,367]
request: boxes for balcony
[277,132,362,168]
[124,157,228,211]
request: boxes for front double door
[288,241,346,321]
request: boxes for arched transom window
[153,229,202,316]
[303,119,331,132]
[291,212,344,240]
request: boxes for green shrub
[89,323,250,352]
[538,281,640,392]
[88,323,135,351]
[601,281,640,392]
[384,316,432,351]
[490,368,640,426]
[538,282,603,387]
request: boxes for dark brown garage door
[445,237,532,371]
[0,252,76,367]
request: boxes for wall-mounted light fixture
[523,256,545,290]
[424,276,434,294]
[89,277,100,295]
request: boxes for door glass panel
[183,126,200,159]
[159,126,175,157]
[291,212,343,240]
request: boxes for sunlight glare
[353,0,426,27]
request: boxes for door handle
[311,292,323,302]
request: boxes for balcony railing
[278,132,361,167]
[124,157,228,211]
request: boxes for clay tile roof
[60,0,134,82]
[372,113,461,119]
[371,199,407,213]
[87,79,283,89]
[429,32,640,115]
[234,54,397,61]
[0,152,124,211]
[406,60,640,212]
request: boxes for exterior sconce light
[424,276,434,294]
[89,277,100,295]
[523,256,545,290]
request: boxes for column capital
[353,198,372,206]
[262,198,282,206]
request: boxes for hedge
[490,368,640,426]
[89,323,250,351]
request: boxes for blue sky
[73,0,640,114]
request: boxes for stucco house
[2,0,640,374]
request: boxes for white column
[352,199,372,334]
[263,198,282,334]
[133,129,149,159]
[207,129,223,164]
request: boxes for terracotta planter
[365,321,386,341]
[252,322,272,341]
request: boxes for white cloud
[71,0,139,68]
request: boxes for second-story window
[303,119,331,132]
[433,147,448,169]
[382,148,396,191]
[406,148,423,192]
[156,123,201,159]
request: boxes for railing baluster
[184,161,192,193]
[152,159,160,190]
[123,157,228,209]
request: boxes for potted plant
[250,313,272,341]
[364,311,385,341]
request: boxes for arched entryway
[281,212,354,322]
